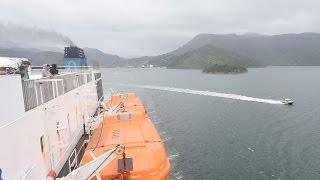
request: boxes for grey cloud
[1,0,320,57]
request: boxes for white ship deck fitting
[0,69,104,179]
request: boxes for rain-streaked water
[101,67,320,180]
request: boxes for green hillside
[149,45,259,69]
[128,33,320,67]
[174,33,320,66]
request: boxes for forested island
[202,64,248,74]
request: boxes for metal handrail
[67,139,89,173]
[68,149,78,173]
[22,72,99,111]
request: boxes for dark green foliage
[150,45,259,69]
[202,64,248,74]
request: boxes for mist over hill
[0,47,129,67]
[0,23,69,65]
[0,23,73,50]
[173,33,320,66]
[0,23,127,66]
[83,48,127,67]
[0,46,127,66]
[1,24,320,68]
[148,45,260,69]
[126,33,320,68]
[0,48,64,65]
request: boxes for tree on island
[202,64,248,74]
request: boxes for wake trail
[109,83,284,105]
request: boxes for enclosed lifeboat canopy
[81,93,170,179]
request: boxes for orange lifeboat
[81,93,171,179]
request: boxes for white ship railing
[22,71,103,111]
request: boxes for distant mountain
[0,23,127,67]
[127,33,320,67]
[0,40,64,53]
[148,45,260,69]
[3,26,320,68]
[83,48,127,67]
[111,56,156,67]
[172,33,320,66]
[0,47,127,67]
[0,48,64,66]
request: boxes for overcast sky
[1,0,320,58]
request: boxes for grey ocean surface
[101,67,320,180]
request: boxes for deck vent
[119,94,128,99]
[117,113,132,120]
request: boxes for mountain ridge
[171,32,320,66]
[2,32,320,67]
[149,44,260,69]
[0,47,127,66]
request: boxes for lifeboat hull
[81,93,171,179]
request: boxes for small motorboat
[281,99,294,105]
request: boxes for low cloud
[0,23,74,47]
[1,0,320,57]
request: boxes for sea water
[101,67,320,180]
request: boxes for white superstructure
[0,69,104,179]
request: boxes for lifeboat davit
[81,93,171,179]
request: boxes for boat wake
[110,83,283,105]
